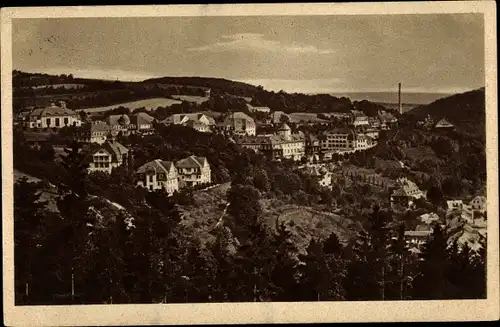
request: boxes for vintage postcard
[2,1,498,326]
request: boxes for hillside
[143,76,261,97]
[407,87,486,136]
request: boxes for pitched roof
[434,118,454,128]
[29,104,78,118]
[136,159,175,174]
[93,140,129,162]
[176,155,208,169]
[83,121,111,133]
[131,112,155,125]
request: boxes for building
[25,101,82,129]
[319,128,375,153]
[378,110,398,129]
[222,112,256,136]
[175,155,211,187]
[106,112,155,135]
[247,104,271,113]
[350,110,370,127]
[303,165,333,188]
[470,195,487,212]
[405,224,433,247]
[304,133,322,159]
[136,159,179,195]
[390,177,425,209]
[446,200,464,212]
[164,113,215,126]
[434,118,455,129]
[419,212,440,225]
[77,121,111,144]
[236,123,305,161]
[163,113,215,132]
[271,111,290,124]
[87,136,129,174]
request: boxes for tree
[60,141,89,196]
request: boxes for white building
[26,101,82,129]
[136,159,179,195]
[175,156,211,187]
[77,121,111,144]
[87,137,129,174]
[350,110,370,127]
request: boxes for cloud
[188,33,334,55]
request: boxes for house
[163,113,214,132]
[434,118,455,129]
[222,112,256,136]
[175,156,211,187]
[25,101,82,129]
[446,200,464,212]
[350,110,370,127]
[87,136,129,174]
[164,113,215,126]
[405,224,433,247]
[236,123,305,161]
[304,133,322,159]
[246,104,271,113]
[378,110,398,129]
[271,111,290,124]
[390,177,425,209]
[469,195,486,212]
[77,121,111,144]
[130,112,155,134]
[136,159,179,195]
[419,212,440,225]
[106,112,155,135]
[303,165,333,187]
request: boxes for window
[64,117,69,125]
[55,118,60,127]
[46,118,51,126]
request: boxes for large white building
[136,159,179,195]
[77,121,111,144]
[319,128,376,154]
[26,101,82,129]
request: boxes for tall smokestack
[398,83,402,115]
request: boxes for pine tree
[412,225,450,299]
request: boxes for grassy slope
[79,97,182,113]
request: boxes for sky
[12,14,484,94]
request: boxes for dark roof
[176,156,208,169]
[137,159,175,174]
[92,140,128,162]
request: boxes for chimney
[398,83,402,115]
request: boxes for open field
[79,97,182,113]
[32,84,86,90]
[171,95,209,104]
[289,112,329,123]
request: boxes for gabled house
[390,177,425,209]
[164,113,214,132]
[175,156,211,187]
[405,224,433,247]
[434,118,454,129]
[87,137,129,174]
[136,159,179,195]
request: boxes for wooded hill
[407,88,486,137]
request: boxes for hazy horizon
[12,14,484,95]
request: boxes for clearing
[79,97,182,113]
[289,112,329,123]
[171,95,210,104]
[403,146,438,162]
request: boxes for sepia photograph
[2,2,498,325]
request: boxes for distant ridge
[328,92,454,105]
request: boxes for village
[14,85,486,258]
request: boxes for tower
[398,83,402,115]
